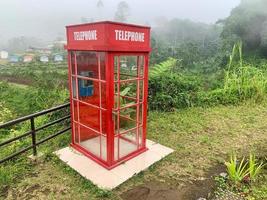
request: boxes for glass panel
[119,56,138,80]
[80,133,107,161]
[73,122,79,143]
[138,126,143,147]
[79,125,100,157]
[120,81,137,108]
[100,135,107,161]
[76,51,99,79]
[138,104,143,126]
[119,106,137,133]
[99,52,106,80]
[138,56,144,77]
[78,78,99,106]
[114,129,138,160]
[71,51,76,75]
[100,82,107,109]
[101,110,108,135]
[139,80,144,103]
[79,102,100,132]
[72,77,77,98]
[114,56,118,81]
[113,107,137,136]
[113,111,119,135]
[114,83,119,109]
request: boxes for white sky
[0,0,240,43]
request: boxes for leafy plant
[225,154,249,184]
[248,153,265,181]
[224,41,267,102]
[149,57,178,78]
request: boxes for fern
[149,57,178,78]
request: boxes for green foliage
[114,1,130,22]
[225,154,249,184]
[225,153,265,185]
[224,42,267,102]
[149,57,178,77]
[149,72,201,111]
[248,153,265,181]
[220,0,267,57]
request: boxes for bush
[148,73,201,111]
[196,88,240,106]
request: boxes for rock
[219,172,227,178]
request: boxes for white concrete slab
[54,140,174,190]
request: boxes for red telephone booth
[66,21,151,169]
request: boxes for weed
[248,153,265,181]
[225,154,249,184]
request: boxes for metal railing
[0,103,71,164]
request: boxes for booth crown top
[65,21,151,52]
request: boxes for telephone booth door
[111,53,148,162]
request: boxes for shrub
[225,154,249,184]
[225,153,265,185]
[149,73,201,111]
[224,42,267,102]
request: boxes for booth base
[54,140,174,190]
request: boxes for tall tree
[114,1,130,22]
[97,0,104,8]
[97,0,104,20]
[219,0,267,56]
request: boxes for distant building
[54,54,63,62]
[40,55,49,63]
[27,47,52,54]
[9,55,20,63]
[0,50,9,59]
[23,55,34,63]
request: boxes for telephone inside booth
[78,71,94,97]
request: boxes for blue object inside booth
[78,71,94,97]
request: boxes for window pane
[73,122,79,144]
[138,56,144,77]
[72,77,77,98]
[73,100,78,122]
[119,56,138,80]
[71,51,76,75]
[114,129,138,160]
[76,51,98,79]
[99,52,106,80]
[120,82,137,108]
[139,80,144,103]
[119,106,137,133]
[114,56,118,81]
[113,107,137,136]
[79,102,100,132]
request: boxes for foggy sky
[0,0,240,44]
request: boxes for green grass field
[0,63,266,200]
[1,102,266,200]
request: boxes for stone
[219,172,228,178]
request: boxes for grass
[1,102,267,199]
